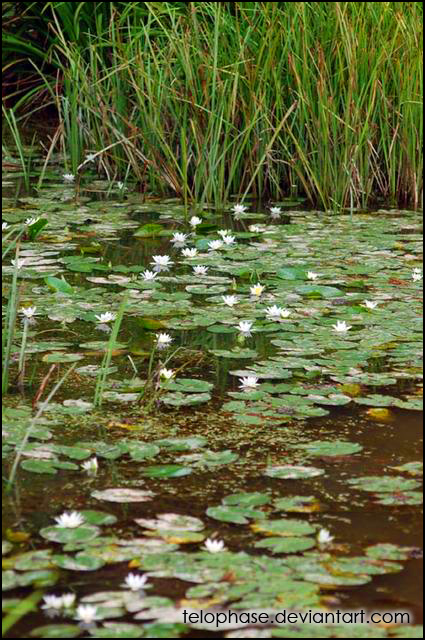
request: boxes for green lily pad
[254,536,316,553]
[206,506,264,524]
[142,465,193,478]
[292,440,363,457]
[91,488,155,502]
[265,465,325,480]
[39,525,100,544]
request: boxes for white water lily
[217,229,232,238]
[181,247,198,258]
[363,300,379,310]
[203,538,226,553]
[222,295,238,307]
[250,283,264,297]
[265,305,284,319]
[62,594,77,608]
[231,204,248,216]
[11,258,27,270]
[95,312,116,324]
[193,265,208,275]
[84,153,97,163]
[307,271,319,280]
[25,217,41,226]
[116,181,126,190]
[208,240,223,251]
[189,216,202,228]
[20,306,37,319]
[156,333,173,349]
[75,604,99,625]
[412,270,422,281]
[222,235,236,245]
[151,255,174,271]
[81,457,98,474]
[317,528,334,546]
[236,320,253,335]
[141,269,157,281]
[249,224,263,232]
[239,376,260,391]
[54,511,85,528]
[269,206,282,218]
[2,222,9,231]
[41,595,64,610]
[332,320,352,333]
[171,232,188,246]
[123,572,149,591]
[159,367,175,380]
[62,173,75,183]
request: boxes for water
[2,176,423,637]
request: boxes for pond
[2,171,423,638]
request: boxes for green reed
[4,2,423,210]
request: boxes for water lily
[269,206,282,219]
[182,247,198,258]
[189,216,202,228]
[11,258,27,270]
[412,270,422,281]
[151,255,174,271]
[208,240,223,251]
[116,181,126,190]
[236,320,253,336]
[249,224,263,232]
[265,305,285,319]
[222,235,236,245]
[54,511,85,528]
[20,306,37,319]
[2,222,9,231]
[231,204,247,216]
[62,173,75,183]
[222,295,238,307]
[84,153,97,163]
[141,269,157,281]
[25,217,41,226]
[159,367,175,380]
[332,320,352,333]
[123,572,149,591]
[95,312,116,324]
[317,528,334,546]
[193,265,208,275]
[156,333,173,349]
[75,604,99,625]
[41,595,64,610]
[363,300,379,310]
[239,376,260,391]
[62,594,77,609]
[171,232,188,246]
[203,538,226,553]
[81,457,98,474]
[307,271,319,280]
[250,283,264,297]
[217,229,232,238]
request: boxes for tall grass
[3,2,423,209]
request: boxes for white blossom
[95,312,116,324]
[81,457,98,474]
[239,376,260,391]
[250,283,264,297]
[202,538,226,553]
[63,173,75,183]
[54,511,85,528]
[156,333,173,348]
[231,204,248,216]
[75,604,99,625]
[317,528,334,546]
[123,572,149,591]
[189,216,202,228]
[159,368,174,380]
[20,306,37,319]
[181,247,198,258]
[222,295,238,307]
[208,240,223,251]
[141,270,158,281]
[332,320,352,333]
[193,265,208,275]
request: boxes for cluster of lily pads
[2,170,423,637]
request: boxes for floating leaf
[254,536,316,553]
[265,465,325,480]
[91,488,154,503]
